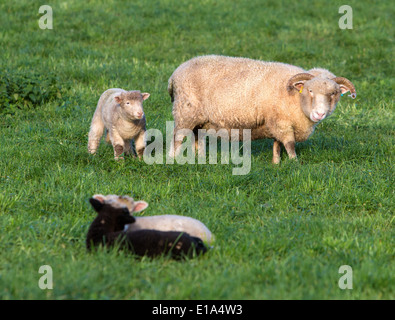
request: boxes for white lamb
[88,88,150,159]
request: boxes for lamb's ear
[142,93,150,101]
[287,73,315,92]
[89,198,103,212]
[114,95,122,103]
[89,195,105,212]
[132,201,149,213]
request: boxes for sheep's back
[170,55,304,128]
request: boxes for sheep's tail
[167,76,174,103]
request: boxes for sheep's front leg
[272,140,282,164]
[134,130,146,159]
[109,130,125,160]
[283,138,297,161]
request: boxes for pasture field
[0,0,393,300]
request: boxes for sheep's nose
[137,111,143,118]
[316,112,326,119]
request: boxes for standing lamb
[88,88,150,159]
[168,55,356,163]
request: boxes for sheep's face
[114,91,150,120]
[300,79,341,123]
[288,73,356,123]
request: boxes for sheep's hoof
[114,144,124,158]
[136,148,145,159]
[272,158,281,165]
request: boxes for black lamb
[86,197,207,259]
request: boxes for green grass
[0,0,394,299]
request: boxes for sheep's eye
[309,89,313,93]
[126,101,130,105]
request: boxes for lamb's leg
[88,110,105,154]
[123,140,134,156]
[105,130,111,144]
[109,130,125,160]
[272,140,282,164]
[134,131,146,159]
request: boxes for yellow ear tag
[299,86,303,93]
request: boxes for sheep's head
[114,91,150,120]
[287,73,356,123]
[89,194,148,231]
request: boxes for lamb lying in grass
[93,194,214,245]
[86,195,207,259]
[87,88,149,160]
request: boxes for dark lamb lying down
[86,197,207,259]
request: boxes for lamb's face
[300,78,341,123]
[90,194,148,231]
[114,91,150,120]
[89,196,135,233]
[111,205,136,229]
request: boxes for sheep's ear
[292,81,305,92]
[132,201,148,213]
[333,77,357,98]
[89,195,105,212]
[339,85,351,95]
[287,73,315,92]
[142,93,150,101]
[114,96,122,103]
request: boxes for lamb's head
[287,73,356,123]
[89,194,148,231]
[114,91,150,120]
